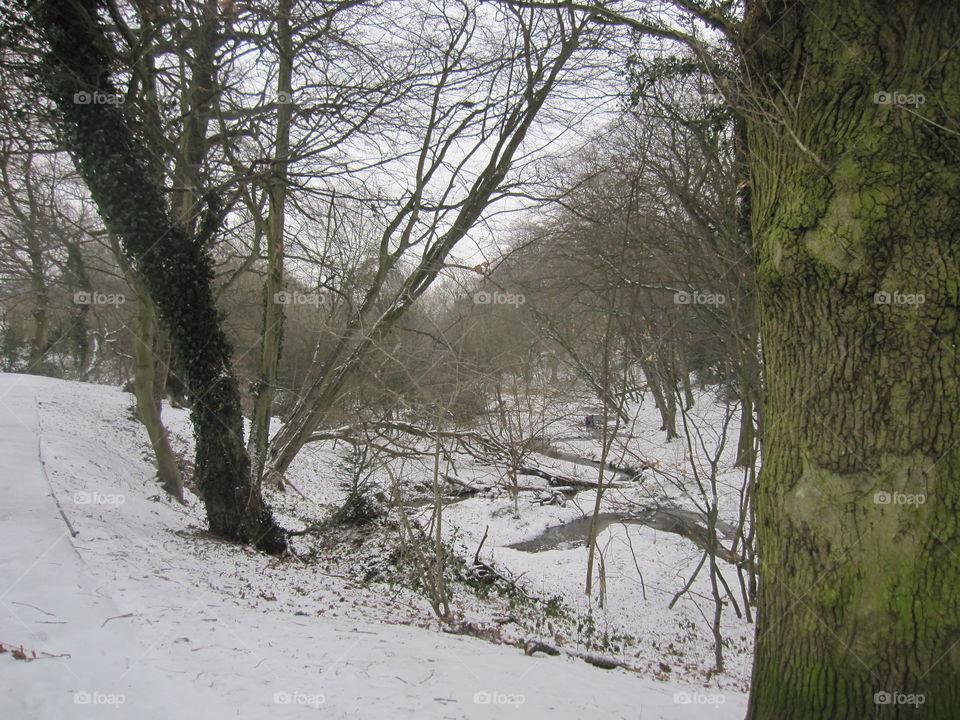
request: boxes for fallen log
[522,639,635,671]
[518,465,630,491]
[536,447,648,480]
[442,474,482,496]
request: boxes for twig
[10,601,55,617]
[473,525,490,565]
[101,613,134,627]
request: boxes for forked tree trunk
[744,1,960,716]
[33,0,285,554]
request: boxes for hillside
[0,373,747,718]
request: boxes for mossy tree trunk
[32,0,286,554]
[743,1,960,716]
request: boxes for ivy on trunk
[29,0,286,554]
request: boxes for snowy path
[0,374,747,718]
[0,375,220,718]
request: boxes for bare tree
[266,3,592,479]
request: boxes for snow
[0,372,749,718]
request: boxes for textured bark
[744,1,960,717]
[32,0,285,553]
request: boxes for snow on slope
[0,373,746,718]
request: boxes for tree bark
[32,0,286,554]
[744,1,960,716]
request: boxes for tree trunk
[679,353,694,410]
[110,233,183,501]
[733,102,761,470]
[661,379,678,440]
[732,290,762,471]
[735,390,755,468]
[249,0,294,486]
[172,0,221,227]
[639,355,675,438]
[63,241,92,377]
[130,281,183,501]
[744,1,960,716]
[33,0,286,554]
[24,221,48,374]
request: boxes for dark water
[506,507,737,553]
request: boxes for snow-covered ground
[0,373,750,718]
